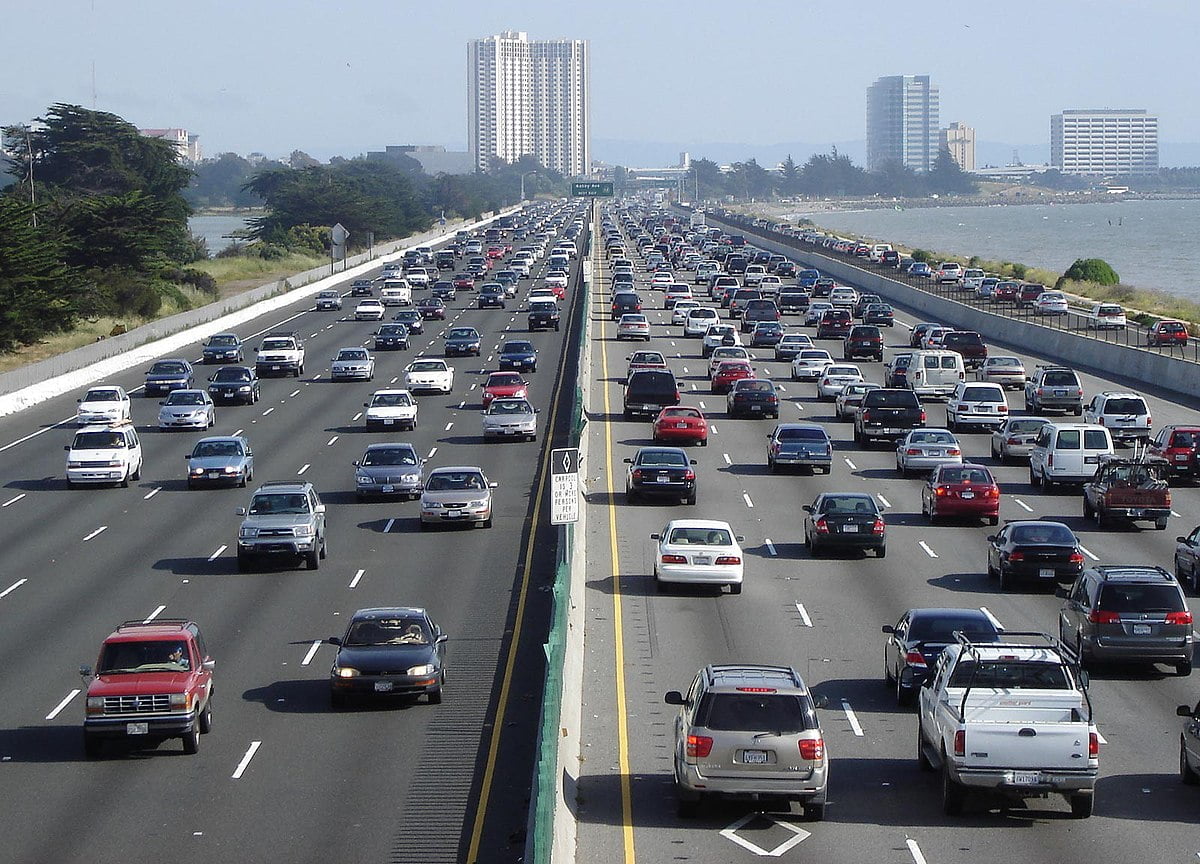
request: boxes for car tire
[942,759,966,816]
[686,492,697,506]
[1177,659,1192,677]
[319,535,328,560]
[917,722,934,772]
[306,549,320,570]
[182,725,200,755]
[199,695,213,734]
[1083,498,1094,520]
[1157,518,1169,531]
[1068,792,1094,819]
[239,472,248,488]
[802,801,825,821]
[428,685,443,705]
[876,545,886,558]
[999,566,1012,592]
[482,515,493,529]
[988,516,999,526]
[1182,737,1200,785]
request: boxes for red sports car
[711,360,755,394]
[482,371,528,407]
[652,406,709,446]
[921,463,1000,524]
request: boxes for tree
[871,159,924,197]
[0,197,85,351]
[778,154,800,195]
[729,158,775,200]
[186,152,279,208]
[927,146,977,195]
[690,158,728,200]
[1058,258,1120,288]
[798,148,871,196]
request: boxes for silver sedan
[895,428,963,476]
[481,398,538,441]
[158,389,215,430]
[185,435,253,488]
[816,364,864,401]
[990,416,1049,462]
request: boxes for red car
[416,298,447,320]
[1148,319,1189,347]
[1149,425,1200,478]
[921,463,1000,525]
[453,273,476,291]
[652,406,709,446]
[482,371,528,407]
[993,281,1020,302]
[711,360,755,394]
[547,282,566,300]
[486,246,505,259]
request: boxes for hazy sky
[2,0,1195,162]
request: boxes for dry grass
[0,317,152,375]
[192,252,327,287]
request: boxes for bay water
[187,213,254,255]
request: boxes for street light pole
[520,170,538,202]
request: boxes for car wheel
[916,721,934,772]
[1177,659,1192,677]
[1083,498,1094,520]
[988,515,999,526]
[942,759,966,815]
[319,535,328,560]
[182,725,200,755]
[1182,738,1200,785]
[428,685,443,705]
[686,492,697,506]
[1068,793,1094,819]
[482,515,493,528]
[239,471,248,488]
[199,694,213,734]
[876,544,886,558]
[306,549,320,570]
[1030,466,1041,488]
[896,674,911,706]
[999,566,1012,592]
[1157,517,1169,530]
[802,801,825,821]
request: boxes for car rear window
[1043,371,1078,386]
[908,616,998,643]
[1097,583,1185,613]
[962,387,1003,402]
[1055,429,1081,449]
[938,467,994,484]
[697,693,815,733]
[948,661,1070,689]
[866,390,918,407]
[777,427,826,441]
[1011,524,1076,545]
[1084,429,1110,449]
[1103,398,1147,414]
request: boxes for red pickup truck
[81,619,214,758]
[1082,458,1172,530]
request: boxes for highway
[576,206,1200,864]
[0,210,584,864]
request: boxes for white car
[758,275,783,296]
[405,359,454,394]
[816,364,865,400]
[617,314,652,341]
[510,258,532,278]
[702,323,742,356]
[743,265,767,287]
[709,346,753,378]
[363,389,418,430]
[671,300,701,326]
[1087,302,1127,330]
[650,273,674,291]
[405,267,431,287]
[896,428,963,475]
[545,270,569,289]
[664,284,693,308]
[774,332,815,360]
[76,385,132,426]
[331,347,375,381]
[481,397,539,441]
[529,288,559,305]
[651,519,744,594]
[829,287,859,309]
[920,327,953,349]
[1035,291,1070,315]
[836,382,879,420]
[355,299,385,321]
[975,355,1027,389]
[696,262,721,285]
[805,302,834,326]
[157,389,215,430]
[791,349,834,381]
[946,382,1009,431]
[65,423,143,488]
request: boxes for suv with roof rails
[1082,391,1152,443]
[664,664,828,819]
[1024,366,1084,415]
[236,481,327,571]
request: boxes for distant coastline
[778,191,1200,218]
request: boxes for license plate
[272,365,281,371]
[1012,771,1041,785]
[751,405,762,411]
[1055,389,1066,396]
[675,422,688,429]
[207,472,221,479]
[961,491,974,498]
[743,750,769,764]
[1039,568,1055,579]
[657,475,671,484]
[842,524,859,533]
[693,556,711,566]
[447,510,462,518]
[1133,623,1152,635]
[929,450,943,456]
[384,418,394,425]
[126,722,148,735]
[382,485,394,494]
[374,681,394,692]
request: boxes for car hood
[89,671,192,695]
[358,464,421,480]
[423,489,491,505]
[68,447,125,461]
[366,404,416,417]
[146,372,189,382]
[243,514,309,530]
[189,455,246,471]
[78,401,123,414]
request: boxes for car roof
[664,519,734,531]
[427,465,486,475]
[349,606,427,620]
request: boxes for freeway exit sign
[571,181,614,198]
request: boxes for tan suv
[664,664,829,819]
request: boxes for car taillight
[799,737,825,761]
[905,650,927,668]
[1166,611,1194,625]
[1097,416,1105,425]
[1089,732,1099,757]
[919,410,927,422]
[1047,453,1054,467]
[935,486,948,496]
[687,734,713,758]
[1069,552,1084,564]
[1009,551,1025,561]
[683,469,695,481]
[715,556,742,565]
[1037,388,1045,396]
[953,730,965,757]
[948,448,961,456]
[1007,437,1021,445]
[661,554,687,564]
[985,485,1000,498]
[631,469,643,480]
[998,405,1009,413]
[1088,610,1120,624]
[814,517,829,534]
[906,448,921,455]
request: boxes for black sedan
[416,297,447,320]
[498,340,538,373]
[624,447,697,505]
[144,359,194,396]
[393,309,424,334]
[803,492,886,557]
[882,608,1001,705]
[444,326,482,357]
[201,333,244,364]
[351,279,374,296]
[206,365,260,405]
[477,284,506,309]
[430,280,457,300]
[863,303,896,326]
[329,607,447,708]
[726,379,779,418]
[373,324,410,351]
[986,520,1084,591]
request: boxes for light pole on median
[520,170,538,202]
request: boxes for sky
[1,0,1196,166]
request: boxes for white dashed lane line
[208,545,227,562]
[876,494,891,508]
[82,526,107,543]
[723,453,732,466]
[765,538,777,556]
[231,741,262,780]
[742,492,754,508]
[297,464,310,475]
[906,838,929,864]
[794,603,812,627]
[383,518,395,534]
[0,579,27,599]
[327,436,338,446]
[2,493,26,507]
[349,569,365,589]
[352,412,363,422]
[427,446,437,459]
[143,604,166,623]
[289,389,300,398]
[844,457,857,470]
[1079,544,1100,561]
[842,700,864,736]
[45,689,81,721]
[1014,498,1034,512]
[262,407,275,417]
[300,641,322,666]
[918,541,939,559]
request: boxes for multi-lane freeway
[0,208,586,864]
[576,206,1199,864]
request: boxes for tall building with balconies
[940,122,975,172]
[1050,109,1158,176]
[866,75,940,173]
[468,30,590,177]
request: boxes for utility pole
[24,125,37,228]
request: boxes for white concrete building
[1050,109,1158,177]
[866,75,939,173]
[138,128,201,164]
[468,30,590,177]
[940,122,975,172]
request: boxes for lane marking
[918,540,939,559]
[742,492,754,508]
[1172,510,1181,518]
[877,494,891,508]
[0,579,26,599]
[233,429,243,436]
[427,446,437,459]
[765,538,777,556]
[383,518,395,533]
[143,604,166,623]
[349,568,365,588]
[710,425,718,436]
[699,401,707,410]
[0,415,75,454]
[352,412,363,421]
[842,700,864,736]
[1079,544,1099,561]
[844,457,857,470]
[262,407,274,416]
[723,453,732,466]
[907,838,929,864]
[1014,497,1034,512]
[82,526,107,542]
[300,641,322,666]
[979,606,1003,630]
[208,545,227,561]
[445,422,454,431]
[458,401,466,409]
[289,389,300,398]
[327,436,339,446]
[795,603,812,627]
[2,493,26,507]
[297,464,310,475]
[231,740,262,779]
[46,689,81,721]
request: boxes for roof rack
[257,481,307,488]
[950,630,1091,722]
[117,619,190,631]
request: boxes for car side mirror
[802,505,813,513]
[315,504,326,514]
[436,634,449,644]
[623,458,633,464]
[79,664,93,678]
[64,445,70,451]
[664,690,685,706]
[202,659,216,672]
[1177,536,1188,544]
[922,676,935,688]
[650,533,661,540]
[236,507,247,516]
[735,535,745,542]
[253,348,259,353]
[813,694,829,709]
[185,455,192,460]
[352,461,360,467]
[882,625,895,634]
[489,481,498,489]
[1055,585,1070,598]
[76,398,82,403]
[328,637,342,646]
[689,459,698,465]
[985,535,996,543]
[1178,704,1194,718]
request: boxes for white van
[380,279,412,307]
[1028,423,1115,488]
[907,350,966,399]
[868,243,893,263]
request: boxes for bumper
[954,413,1007,428]
[421,506,491,525]
[499,358,536,370]
[1005,561,1083,582]
[356,480,421,497]
[202,352,241,363]
[861,425,919,440]
[773,453,832,469]
[354,312,384,321]
[483,424,536,438]
[210,388,255,403]
[159,417,209,429]
[950,763,1098,793]
[655,428,707,444]
[677,762,827,802]
[656,564,742,587]
[331,369,373,380]
[84,710,198,740]
[189,470,243,486]
[932,499,1000,519]
[982,375,1026,389]
[1085,635,1193,663]
[144,381,189,394]
[67,468,128,484]
[813,532,885,551]
[256,362,301,375]
[239,539,317,558]
[1105,426,1152,441]
[330,673,441,699]
[630,481,695,499]
[364,415,416,429]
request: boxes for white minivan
[907,350,966,399]
[1028,423,1115,488]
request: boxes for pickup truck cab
[1082,457,1171,529]
[917,632,1098,818]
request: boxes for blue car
[907,262,933,279]
[798,269,821,289]
[498,340,538,372]
[144,359,194,396]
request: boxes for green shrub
[1011,263,1027,279]
[1058,258,1119,288]
[968,255,981,268]
[910,249,932,263]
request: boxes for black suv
[843,325,883,361]
[623,370,680,419]
[854,388,925,445]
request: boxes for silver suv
[236,482,327,571]
[664,664,828,819]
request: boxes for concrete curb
[0,208,521,419]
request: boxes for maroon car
[921,463,1000,525]
[1148,319,1189,347]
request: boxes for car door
[887,613,911,679]
[1084,396,1100,424]
[1185,701,1200,770]
[988,526,1008,571]
[1059,574,1088,641]
[1180,527,1200,577]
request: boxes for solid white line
[742,492,754,508]
[795,402,804,411]
[427,446,437,459]
[979,606,1003,630]
[352,412,363,421]
[208,545,227,561]
[327,436,338,446]
[723,453,731,465]
[918,540,939,558]
[384,518,395,533]
[1079,544,1099,561]
[765,538,777,556]
[289,389,300,398]
[297,464,310,475]
[470,383,478,391]
[877,494,891,508]
[445,422,454,431]
[1014,497,1034,512]
[795,603,812,627]
[349,568,365,588]
[262,407,274,416]
[46,689,82,721]
[300,641,322,666]
[0,579,26,599]
[143,604,166,623]
[231,740,262,779]
[0,415,74,453]
[842,700,864,736]
[143,486,161,500]
[2,493,26,507]
[906,838,929,864]
[82,526,107,542]
[844,457,857,470]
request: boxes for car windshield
[98,640,191,674]
[344,617,431,647]
[821,496,877,514]
[150,362,187,375]
[948,661,1070,689]
[938,467,993,484]
[261,339,291,350]
[426,472,486,491]
[1010,524,1076,545]
[503,343,533,354]
[448,329,477,339]
[738,381,773,392]
[371,392,411,407]
[208,335,238,346]
[637,450,687,468]
[193,440,242,458]
[1097,583,1185,613]
[698,693,813,733]
[489,400,532,414]
[213,368,251,382]
[487,374,523,387]
[908,615,998,643]
[362,447,417,467]
[320,291,338,298]
[83,389,121,402]
[409,361,445,372]
[661,408,699,419]
[74,431,125,449]
[337,350,368,361]
[667,526,733,545]
[164,392,205,406]
[248,494,309,515]
[379,326,406,336]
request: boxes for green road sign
[571,181,614,198]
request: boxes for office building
[139,128,201,163]
[866,75,940,173]
[940,122,975,172]
[468,30,590,177]
[1050,109,1158,176]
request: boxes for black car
[778,291,811,314]
[328,607,447,708]
[528,301,561,332]
[727,379,779,418]
[624,369,680,419]
[986,520,1084,591]
[144,359,194,396]
[854,387,925,445]
[775,261,797,278]
[854,294,883,318]
[207,365,260,404]
[416,297,447,319]
[803,492,886,557]
[430,280,457,300]
[444,326,482,357]
[201,333,244,364]
[882,608,1001,705]
[393,309,424,334]
[881,250,901,268]
[844,325,884,361]
[373,323,409,351]
[624,446,697,505]
[351,279,374,296]
[863,303,895,326]
[750,321,785,347]
[611,291,642,319]
[478,284,506,309]
[498,340,538,372]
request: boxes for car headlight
[469,499,488,508]
[333,666,359,678]
[422,500,441,510]
[107,459,124,468]
[67,461,83,468]
[86,696,105,715]
[407,664,435,676]
[356,473,373,483]
[294,524,314,537]
[238,385,251,392]
[223,466,240,474]
[240,526,259,539]
[190,467,205,476]
[170,692,193,711]
[402,474,419,483]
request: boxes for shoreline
[774,191,1200,218]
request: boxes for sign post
[550,447,580,525]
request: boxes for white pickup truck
[917,632,1099,818]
